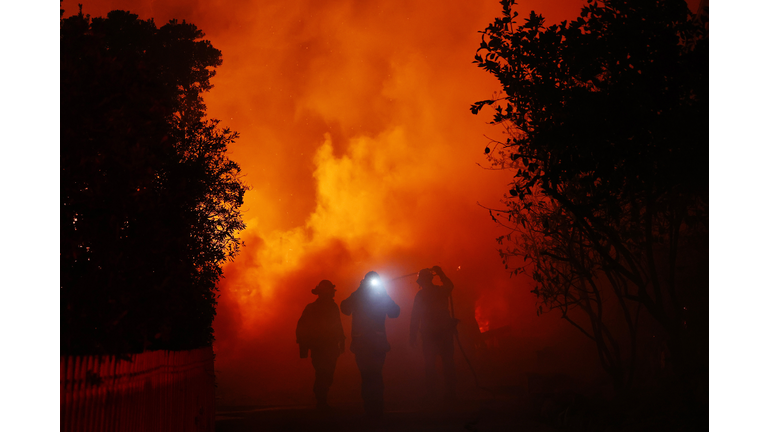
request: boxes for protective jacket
[340,287,400,354]
[296,297,345,356]
[410,276,456,341]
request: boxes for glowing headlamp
[368,277,385,292]
[363,271,384,292]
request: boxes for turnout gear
[410,266,458,403]
[296,281,345,408]
[340,271,400,417]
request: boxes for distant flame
[475,305,490,333]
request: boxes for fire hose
[389,271,496,399]
[449,291,497,399]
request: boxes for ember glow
[64,0,588,406]
[475,306,490,334]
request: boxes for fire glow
[475,306,490,334]
[64,0,586,405]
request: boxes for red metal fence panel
[60,347,215,432]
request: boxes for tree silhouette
[473,0,708,392]
[61,8,247,355]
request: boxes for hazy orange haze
[64,0,588,405]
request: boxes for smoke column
[64,0,597,406]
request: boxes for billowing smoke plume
[65,0,592,406]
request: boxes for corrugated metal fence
[60,347,215,432]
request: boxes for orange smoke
[65,0,586,405]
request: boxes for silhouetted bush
[61,8,247,355]
[473,0,708,395]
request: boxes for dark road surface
[215,398,558,432]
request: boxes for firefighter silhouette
[340,271,400,418]
[296,280,346,409]
[409,266,459,405]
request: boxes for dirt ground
[215,397,558,432]
[215,387,708,432]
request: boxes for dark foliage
[61,8,247,355]
[473,0,708,394]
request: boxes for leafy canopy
[473,0,708,391]
[61,9,248,355]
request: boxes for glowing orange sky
[63,0,589,404]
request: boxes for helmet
[416,268,433,286]
[363,271,383,289]
[311,280,336,295]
